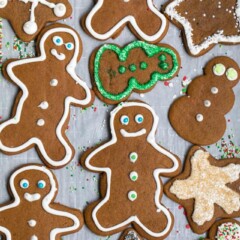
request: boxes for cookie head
[40,26,82,64]
[10,165,56,203]
[111,102,155,139]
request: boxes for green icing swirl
[94,41,179,102]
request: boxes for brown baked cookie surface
[90,41,180,104]
[164,0,240,56]
[0,0,72,42]
[0,23,94,169]
[119,228,143,240]
[205,219,240,240]
[169,56,239,146]
[83,0,169,43]
[81,101,181,240]
[164,146,240,234]
[0,164,83,239]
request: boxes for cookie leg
[131,9,167,42]
[133,205,173,240]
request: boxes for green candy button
[129,64,137,72]
[118,65,126,74]
[159,62,169,70]
[128,191,137,201]
[140,61,148,70]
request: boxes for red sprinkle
[185,224,190,229]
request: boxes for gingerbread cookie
[81,101,181,240]
[0,0,72,42]
[83,0,169,43]
[206,219,240,240]
[90,41,180,104]
[119,228,143,240]
[0,24,94,169]
[164,0,240,56]
[169,56,239,146]
[0,164,83,239]
[164,146,240,234]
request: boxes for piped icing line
[0,27,92,167]
[85,0,167,42]
[85,102,179,237]
[0,165,81,239]
[165,0,240,55]
[94,41,179,101]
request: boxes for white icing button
[37,119,45,126]
[130,171,138,182]
[53,3,66,17]
[129,152,138,163]
[128,191,137,201]
[28,219,37,227]
[226,68,238,81]
[31,235,38,240]
[211,87,218,94]
[213,63,226,76]
[0,0,7,8]
[204,100,211,107]
[38,101,49,110]
[196,114,204,122]
[23,21,38,35]
[50,79,58,86]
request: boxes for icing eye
[37,180,46,189]
[213,63,226,76]
[65,42,74,50]
[135,114,144,124]
[53,36,63,46]
[226,68,238,81]
[20,179,29,189]
[120,115,129,125]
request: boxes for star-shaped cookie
[0,0,72,42]
[164,0,240,56]
[164,146,240,234]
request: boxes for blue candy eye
[53,36,63,46]
[65,42,74,50]
[37,180,46,189]
[135,114,144,124]
[20,179,29,189]
[120,115,129,125]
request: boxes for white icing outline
[85,102,179,237]
[85,0,167,42]
[0,165,81,239]
[51,48,66,60]
[165,0,240,55]
[0,26,92,167]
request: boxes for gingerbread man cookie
[91,41,180,104]
[81,101,181,240]
[169,56,240,146]
[83,0,169,43]
[205,219,240,240]
[164,0,240,56]
[0,24,94,169]
[0,164,83,239]
[0,0,72,42]
[164,146,240,234]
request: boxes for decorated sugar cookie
[83,0,169,43]
[164,146,240,234]
[206,219,240,240]
[169,56,239,145]
[164,0,240,56]
[0,0,72,42]
[0,24,94,169]
[90,41,180,104]
[81,101,181,240]
[0,164,83,239]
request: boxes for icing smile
[120,128,146,137]
[24,193,41,202]
[51,48,66,61]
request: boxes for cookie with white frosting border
[0,23,95,169]
[0,0,72,42]
[205,219,240,240]
[169,56,240,146]
[81,0,169,43]
[164,146,240,234]
[81,101,181,240]
[0,164,83,240]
